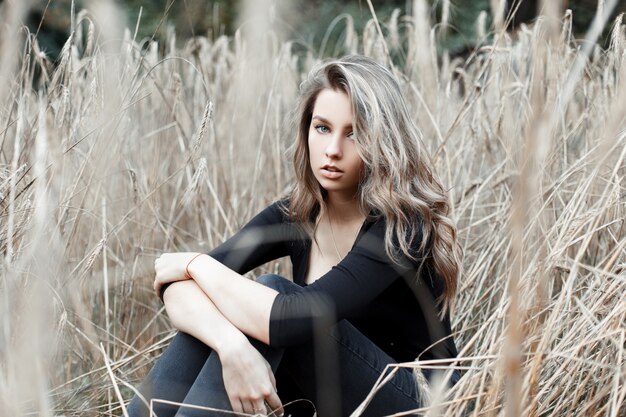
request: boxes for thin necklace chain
[326,209,361,260]
[327,211,342,259]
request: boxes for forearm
[163,280,249,355]
[188,255,278,344]
[163,279,284,415]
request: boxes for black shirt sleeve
[206,201,291,273]
[160,201,291,300]
[268,219,422,347]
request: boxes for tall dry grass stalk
[0,1,624,416]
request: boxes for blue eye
[315,125,330,134]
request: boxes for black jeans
[127,274,456,417]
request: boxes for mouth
[321,164,343,173]
[320,165,344,179]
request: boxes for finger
[265,391,283,417]
[268,368,277,390]
[250,400,266,416]
[239,399,250,417]
[241,400,256,416]
[228,396,243,416]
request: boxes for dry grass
[0,0,624,416]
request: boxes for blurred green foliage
[23,0,626,61]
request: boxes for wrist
[188,254,226,296]
[186,253,206,279]
[214,330,250,357]
[187,254,212,280]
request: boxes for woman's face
[308,88,363,199]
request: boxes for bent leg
[173,274,302,417]
[255,273,303,296]
[281,320,437,417]
[173,337,286,417]
[129,275,303,417]
[249,275,424,415]
[127,332,213,417]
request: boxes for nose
[324,134,343,159]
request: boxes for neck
[324,191,363,223]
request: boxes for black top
[202,200,457,363]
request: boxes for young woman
[127,55,462,417]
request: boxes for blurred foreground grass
[0,1,624,416]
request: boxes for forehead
[312,89,353,124]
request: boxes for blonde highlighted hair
[288,55,462,314]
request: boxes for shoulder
[365,212,426,255]
[250,198,290,224]
[353,215,418,269]
[248,198,307,241]
[364,213,444,293]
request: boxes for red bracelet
[185,253,204,279]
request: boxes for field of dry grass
[0,0,624,416]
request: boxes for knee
[255,273,288,290]
[255,273,304,295]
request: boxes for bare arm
[163,280,283,416]
[163,279,247,354]
[153,251,278,344]
[187,254,279,345]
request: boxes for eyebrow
[311,115,353,129]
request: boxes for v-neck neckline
[300,216,370,286]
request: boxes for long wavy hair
[287,55,462,315]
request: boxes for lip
[322,164,343,172]
[320,167,344,179]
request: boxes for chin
[320,182,357,195]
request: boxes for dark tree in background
[20,0,626,61]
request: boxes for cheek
[307,135,322,159]
[357,159,365,175]
[349,146,364,172]
[355,160,365,181]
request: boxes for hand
[219,339,284,417]
[153,252,203,296]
